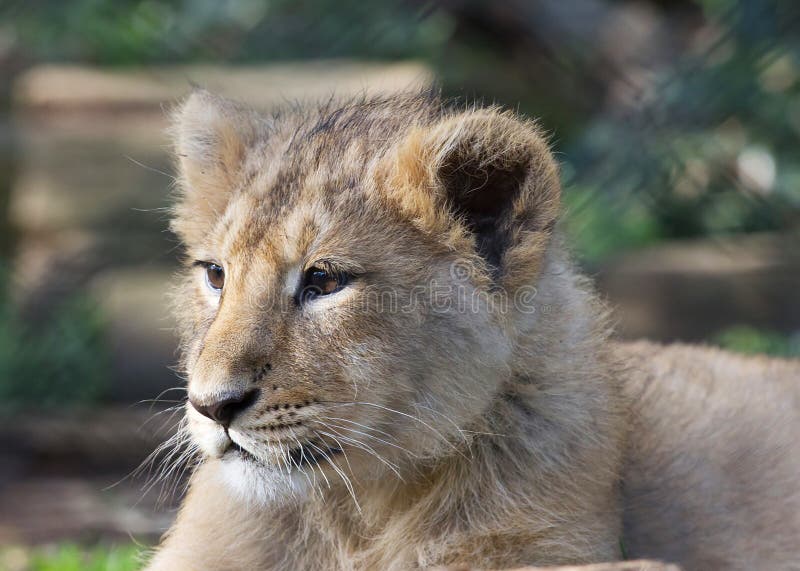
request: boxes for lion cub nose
[190,389,260,427]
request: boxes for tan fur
[145,91,800,571]
[617,341,800,570]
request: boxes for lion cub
[144,91,800,571]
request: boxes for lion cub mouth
[225,439,342,469]
[287,442,343,467]
[226,441,259,462]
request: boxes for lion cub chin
[144,90,800,571]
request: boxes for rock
[596,233,800,342]
[14,61,433,116]
[433,560,681,571]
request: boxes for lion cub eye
[200,262,225,292]
[301,265,349,301]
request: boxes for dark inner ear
[439,154,528,273]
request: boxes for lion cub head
[170,91,560,502]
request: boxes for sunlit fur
[144,91,800,571]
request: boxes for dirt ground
[0,407,180,546]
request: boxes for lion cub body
[145,91,800,571]
[620,342,800,570]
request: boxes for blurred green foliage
[0,543,142,571]
[562,177,662,262]
[4,0,798,264]
[4,0,450,64]
[714,324,800,357]
[562,0,800,260]
[0,288,109,408]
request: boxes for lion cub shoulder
[617,340,800,570]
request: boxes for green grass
[0,544,144,571]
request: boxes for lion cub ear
[384,108,561,287]
[170,90,262,243]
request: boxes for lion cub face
[170,91,560,502]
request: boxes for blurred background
[0,0,799,568]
